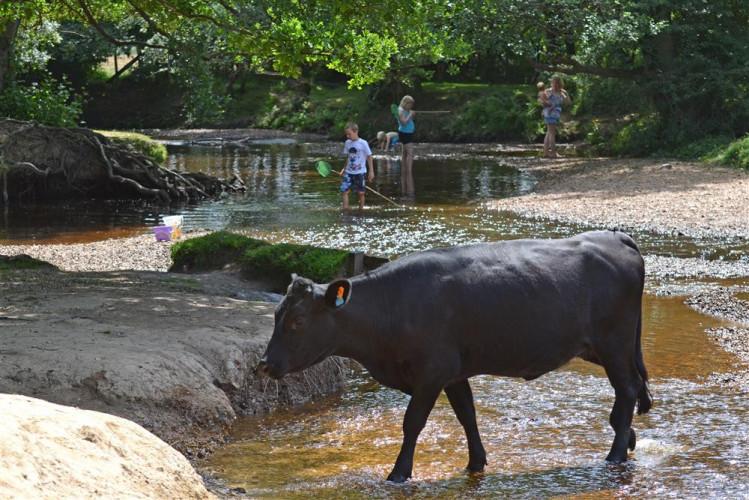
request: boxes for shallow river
[2,141,748,497]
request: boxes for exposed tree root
[0,119,244,205]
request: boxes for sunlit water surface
[2,143,749,262]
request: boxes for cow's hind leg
[601,358,642,463]
[445,379,487,472]
[387,385,441,483]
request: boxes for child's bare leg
[548,124,558,157]
[404,143,414,169]
[342,190,350,209]
[357,191,365,210]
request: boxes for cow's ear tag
[325,279,351,309]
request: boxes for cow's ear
[324,279,352,309]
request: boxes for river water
[2,141,748,497]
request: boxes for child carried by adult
[538,76,571,159]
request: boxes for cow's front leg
[387,386,441,483]
[445,379,487,472]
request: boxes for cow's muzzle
[255,357,281,379]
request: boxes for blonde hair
[376,131,386,141]
[344,122,359,132]
[536,81,546,90]
[399,95,414,108]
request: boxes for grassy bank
[95,130,168,164]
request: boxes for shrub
[257,82,360,135]
[670,135,733,161]
[574,77,650,117]
[606,114,662,156]
[447,90,538,142]
[0,78,82,127]
[708,135,749,170]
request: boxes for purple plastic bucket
[153,225,172,242]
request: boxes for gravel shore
[487,158,749,240]
[0,232,205,272]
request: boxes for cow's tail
[635,312,653,414]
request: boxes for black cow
[257,230,652,482]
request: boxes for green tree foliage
[2,0,748,156]
[455,0,749,150]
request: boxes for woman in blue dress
[541,76,571,158]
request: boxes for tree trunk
[0,20,20,94]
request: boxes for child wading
[340,122,374,210]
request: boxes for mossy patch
[170,231,269,272]
[96,130,168,164]
[170,231,351,291]
[0,255,57,271]
[240,243,349,288]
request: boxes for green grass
[170,231,269,272]
[240,243,349,285]
[171,231,350,286]
[96,130,168,164]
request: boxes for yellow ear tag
[335,286,345,307]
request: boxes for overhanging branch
[65,0,168,49]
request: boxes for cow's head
[256,274,352,379]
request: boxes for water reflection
[2,143,749,262]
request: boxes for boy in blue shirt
[339,122,374,210]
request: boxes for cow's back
[360,231,644,379]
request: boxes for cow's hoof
[466,459,487,473]
[628,428,636,451]
[605,452,628,464]
[386,471,410,483]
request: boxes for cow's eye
[289,316,305,331]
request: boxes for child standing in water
[339,122,374,210]
[397,95,416,171]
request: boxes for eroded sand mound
[0,394,213,499]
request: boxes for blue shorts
[340,173,366,193]
[544,116,560,125]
